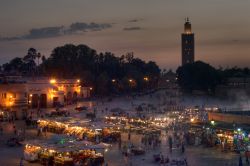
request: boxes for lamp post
[28,94,32,109]
[143,76,149,91]
[8,95,14,120]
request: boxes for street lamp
[112,79,116,83]
[143,77,149,81]
[28,94,33,107]
[50,79,56,84]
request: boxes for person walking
[0,123,3,135]
[13,124,17,135]
[246,156,249,166]
[184,158,188,166]
[37,127,41,137]
[239,155,243,166]
[128,132,131,140]
[181,142,185,153]
[19,157,24,166]
[168,136,173,153]
[118,138,122,150]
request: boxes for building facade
[0,76,91,119]
[182,18,195,66]
[208,112,250,125]
[0,82,28,119]
[27,78,91,108]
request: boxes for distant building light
[77,79,80,83]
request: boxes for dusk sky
[0,0,250,69]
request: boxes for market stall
[23,139,105,166]
[24,144,41,162]
[37,118,121,143]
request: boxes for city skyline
[0,0,250,69]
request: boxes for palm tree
[23,48,38,76]
[37,52,41,66]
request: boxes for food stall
[53,148,74,166]
[102,128,121,142]
[39,147,57,165]
[37,118,121,143]
[23,139,105,166]
[24,144,41,162]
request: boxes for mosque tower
[181,18,195,65]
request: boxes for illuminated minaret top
[181,17,195,65]
[184,18,192,34]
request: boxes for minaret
[181,18,195,66]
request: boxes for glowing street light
[112,79,116,83]
[50,79,56,84]
[190,118,194,122]
[129,79,133,83]
[77,79,80,83]
[143,77,149,81]
[211,120,215,126]
[89,87,93,91]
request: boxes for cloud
[68,22,112,33]
[123,27,143,31]
[0,22,112,41]
[200,38,250,46]
[25,26,64,39]
[128,19,143,23]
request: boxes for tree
[2,57,26,74]
[176,61,221,93]
[23,48,39,76]
[1,44,161,96]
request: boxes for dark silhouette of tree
[37,44,161,95]
[176,61,221,93]
[2,57,26,75]
[23,48,39,76]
